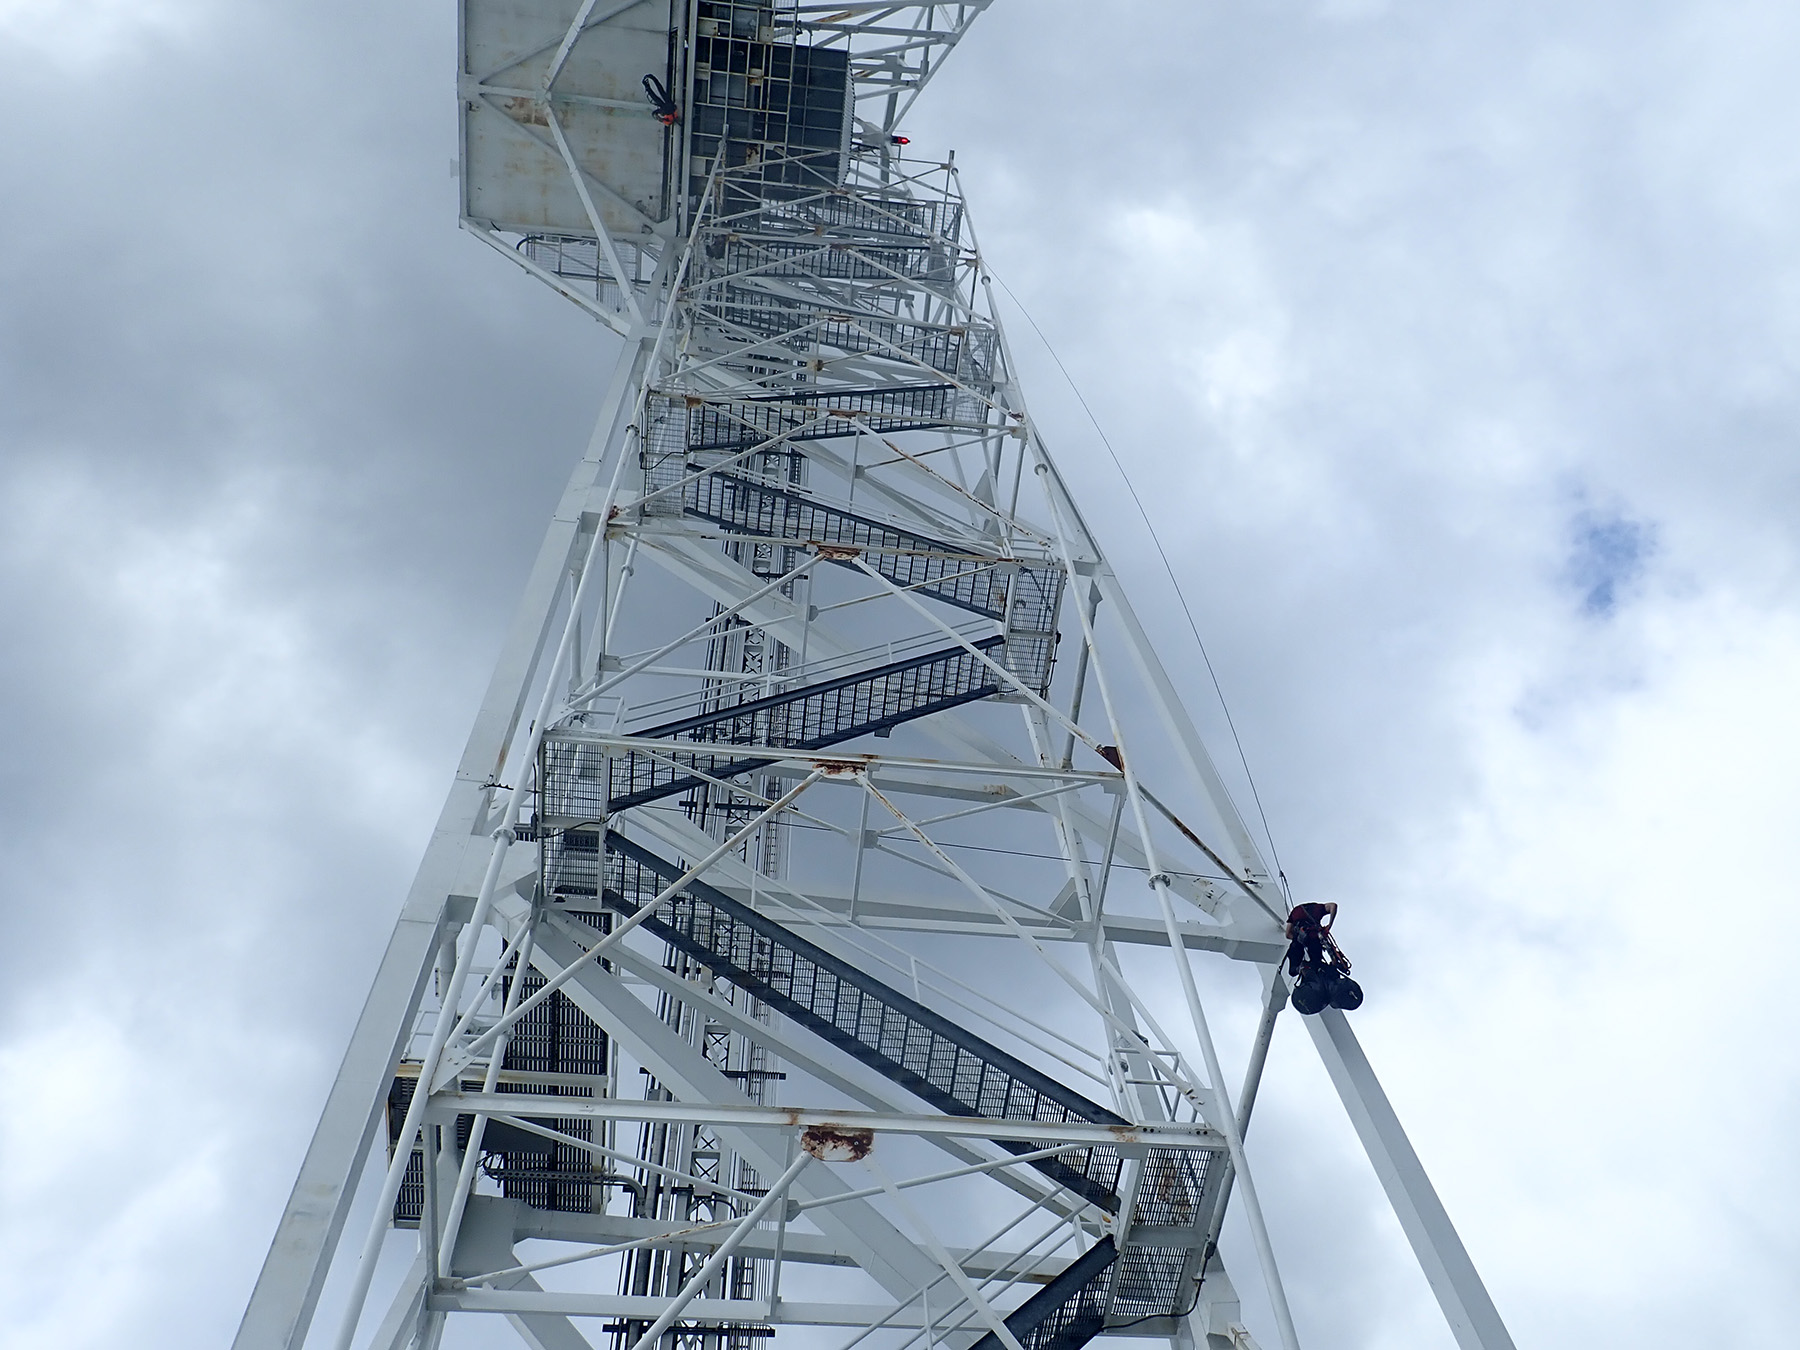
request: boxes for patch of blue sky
[1565,508,1657,618]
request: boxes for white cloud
[0,0,205,67]
[1358,586,1800,1344]
[0,997,231,1344]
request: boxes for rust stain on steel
[801,1124,874,1162]
[811,756,867,776]
[812,542,861,560]
[497,95,548,127]
[1164,810,1211,857]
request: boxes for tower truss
[237,5,1518,1350]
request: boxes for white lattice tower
[235,6,1517,1350]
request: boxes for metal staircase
[541,635,1009,824]
[682,470,1063,693]
[385,970,609,1223]
[528,828,1231,1350]
[969,1237,1118,1350]
[576,832,1132,1211]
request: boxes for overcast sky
[3,1,1798,1347]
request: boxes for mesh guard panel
[590,832,1128,1212]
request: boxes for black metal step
[683,470,1049,621]
[638,383,977,513]
[963,1220,1219,1350]
[714,193,964,251]
[970,1237,1118,1350]
[716,236,948,283]
[645,384,969,460]
[683,471,1062,693]
[588,833,1127,1212]
[698,287,996,386]
[541,636,1006,821]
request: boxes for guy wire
[991,272,1291,901]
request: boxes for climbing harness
[1285,904,1363,1015]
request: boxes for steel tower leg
[1307,1010,1517,1350]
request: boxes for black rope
[642,73,679,125]
[992,274,1293,903]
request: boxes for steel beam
[1306,1008,1517,1350]
[433,1092,1224,1151]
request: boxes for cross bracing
[236,5,1519,1350]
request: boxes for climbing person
[1284,900,1338,977]
[1284,900,1363,1014]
